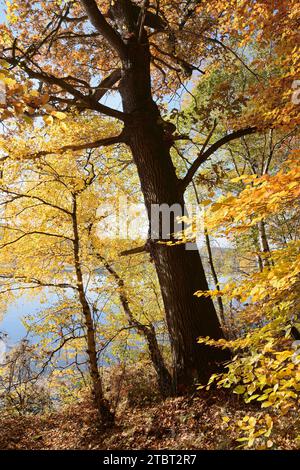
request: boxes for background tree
[0,117,173,419]
[195,149,300,447]
[0,339,52,415]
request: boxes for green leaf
[234,385,246,394]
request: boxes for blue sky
[0,1,5,24]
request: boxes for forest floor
[1,391,299,450]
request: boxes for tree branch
[180,127,257,192]
[0,231,73,250]
[0,188,72,216]
[0,274,76,290]
[28,133,126,159]
[120,244,148,257]
[204,36,261,80]
[4,57,126,121]
[80,0,127,60]
[93,68,122,102]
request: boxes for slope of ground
[0,392,299,450]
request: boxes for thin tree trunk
[256,247,264,272]
[204,230,226,326]
[98,255,174,397]
[258,220,272,267]
[72,195,114,424]
[190,178,225,327]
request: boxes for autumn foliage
[0,0,299,450]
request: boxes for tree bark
[204,230,226,326]
[116,20,229,389]
[258,220,272,267]
[72,195,114,424]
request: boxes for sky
[0,2,5,23]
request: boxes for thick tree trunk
[72,197,114,424]
[117,33,229,390]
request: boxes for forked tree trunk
[113,9,230,389]
[98,255,173,397]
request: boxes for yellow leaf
[43,115,54,126]
[234,385,246,394]
[201,199,211,206]
[51,111,67,120]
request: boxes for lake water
[0,296,44,355]
[0,267,234,356]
